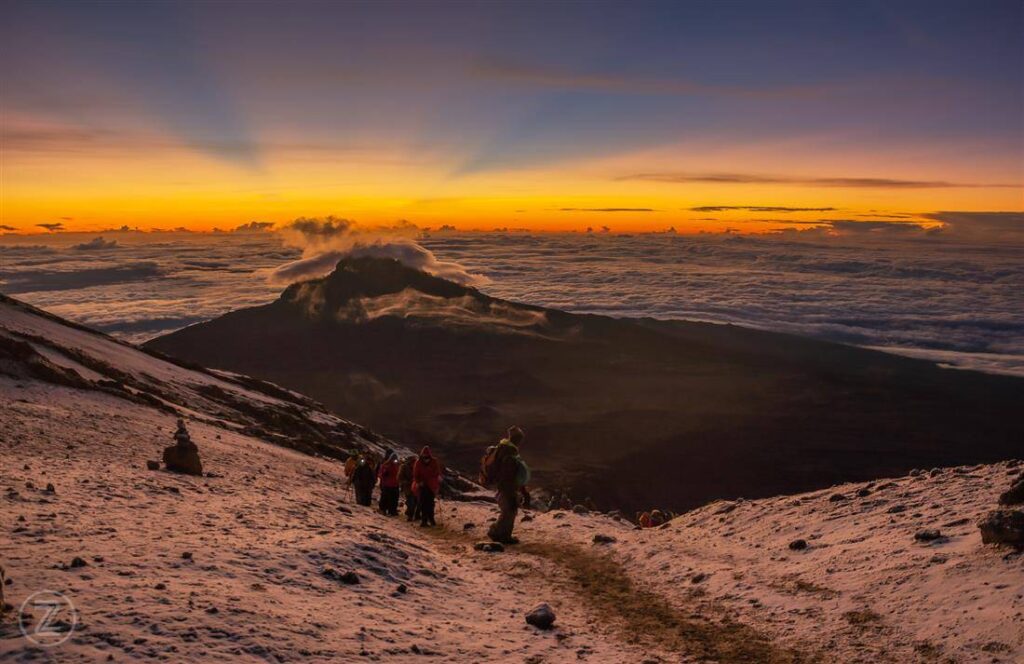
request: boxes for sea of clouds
[1,218,1022,376]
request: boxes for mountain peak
[279,256,476,310]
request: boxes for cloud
[825,220,931,234]
[473,58,830,100]
[619,173,1016,189]
[559,208,656,213]
[922,211,1024,242]
[0,225,17,231]
[232,221,275,233]
[269,216,484,287]
[36,222,65,232]
[72,236,119,250]
[690,206,837,213]
[0,262,162,293]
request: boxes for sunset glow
[3,1,1021,234]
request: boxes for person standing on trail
[352,456,376,507]
[377,449,401,516]
[412,446,442,527]
[482,426,529,544]
[398,455,419,522]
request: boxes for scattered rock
[914,529,942,542]
[929,554,948,564]
[181,552,193,560]
[205,606,219,614]
[592,534,617,544]
[463,522,476,530]
[909,469,922,477]
[788,539,808,551]
[69,556,88,568]
[856,487,871,498]
[396,584,407,594]
[525,603,556,630]
[323,567,360,584]
[571,504,589,514]
[978,510,1024,547]
[520,513,534,522]
[998,478,1024,506]
[154,583,167,590]
[44,483,55,494]
[337,505,352,515]
[474,541,504,553]
[828,493,847,502]
[146,460,160,471]
[887,505,907,514]
[691,572,708,584]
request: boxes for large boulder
[998,478,1024,506]
[163,442,203,476]
[978,510,1024,546]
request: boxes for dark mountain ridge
[148,256,1024,513]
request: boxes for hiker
[398,455,419,522]
[482,425,529,544]
[377,449,400,516]
[412,446,442,527]
[162,419,203,476]
[352,456,376,507]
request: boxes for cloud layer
[1,220,1021,375]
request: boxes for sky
[2,0,1022,234]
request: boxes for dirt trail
[413,517,815,663]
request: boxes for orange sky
[2,2,1021,235]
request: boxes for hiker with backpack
[398,455,419,522]
[481,425,530,544]
[377,449,401,516]
[412,446,442,527]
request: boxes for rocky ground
[2,296,1022,663]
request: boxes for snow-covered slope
[2,295,1021,663]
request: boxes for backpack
[479,441,529,488]
[479,445,500,487]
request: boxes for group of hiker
[637,509,676,528]
[344,425,530,544]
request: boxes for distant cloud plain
[1,211,1021,376]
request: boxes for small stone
[520,513,534,522]
[914,529,942,542]
[474,541,504,553]
[571,504,589,514]
[396,584,407,594]
[146,460,160,471]
[205,606,219,614]
[69,557,88,568]
[339,571,359,585]
[463,522,476,530]
[788,539,808,551]
[856,488,871,498]
[691,572,708,584]
[154,583,167,590]
[929,554,948,564]
[828,493,847,502]
[181,552,193,560]
[887,505,907,514]
[525,602,556,630]
[44,483,55,494]
[592,534,617,544]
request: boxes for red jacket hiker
[412,446,442,497]
[378,457,400,489]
